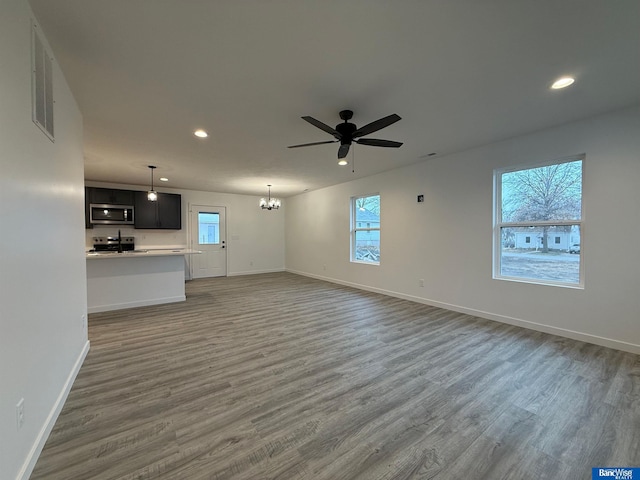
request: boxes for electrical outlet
[419,279,425,287]
[16,398,24,430]
[81,314,86,330]
[323,264,327,271]
[249,261,254,266]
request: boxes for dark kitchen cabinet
[88,187,134,205]
[134,191,182,229]
[157,193,182,229]
[85,187,135,228]
[85,187,92,228]
[133,192,158,228]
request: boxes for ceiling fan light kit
[288,109,403,159]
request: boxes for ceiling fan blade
[338,143,350,159]
[352,114,401,138]
[302,116,342,139]
[355,138,403,148]
[288,140,339,149]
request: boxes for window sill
[493,275,584,289]
[351,260,380,266]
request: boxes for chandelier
[259,184,281,210]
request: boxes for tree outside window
[495,157,583,286]
[351,194,380,264]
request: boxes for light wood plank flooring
[31,272,640,479]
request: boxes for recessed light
[551,77,575,89]
[159,177,169,182]
[194,129,208,138]
[338,159,348,166]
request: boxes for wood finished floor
[31,272,640,480]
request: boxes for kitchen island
[86,249,200,313]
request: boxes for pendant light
[147,165,157,201]
[259,184,281,210]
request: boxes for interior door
[190,205,227,278]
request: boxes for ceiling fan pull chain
[352,146,355,174]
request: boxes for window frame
[350,193,381,265]
[493,155,584,288]
[197,212,220,245]
[32,20,55,142]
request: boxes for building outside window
[351,194,380,264]
[198,212,220,244]
[494,156,583,286]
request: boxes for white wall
[0,2,89,479]
[85,181,286,277]
[286,106,640,354]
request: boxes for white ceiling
[28,0,640,198]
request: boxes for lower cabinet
[134,191,182,229]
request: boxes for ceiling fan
[288,110,402,159]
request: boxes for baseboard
[228,268,285,277]
[286,269,640,355]
[17,339,90,480]
[87,295,186,313]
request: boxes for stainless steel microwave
[89,204,134,225]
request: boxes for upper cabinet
[85,187,136,228]
[85,187,181,229]
[87,187,134,205]
[134,191,182,229]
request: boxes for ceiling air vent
[31,21,54,142]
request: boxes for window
[32,21,54,141]
[198,212,220,244]
[351,194,380,264]
[494,156,583,286]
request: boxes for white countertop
[86,248,201,259]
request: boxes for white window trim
[350,193,380,265]
[31,20,55,142]
[493,155,585,288]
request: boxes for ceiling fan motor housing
[339,109,354,121]
[336,122,357,144]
